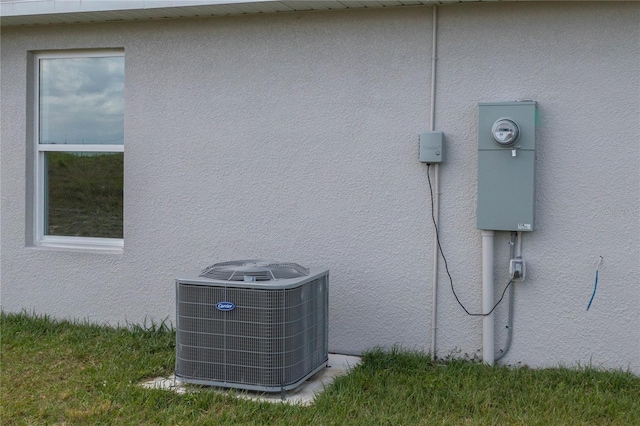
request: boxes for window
[34,51,124,250]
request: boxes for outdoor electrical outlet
[509,257,525,282]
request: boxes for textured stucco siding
[1,2,639,373]
[433,2,639,371]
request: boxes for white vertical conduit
[482,230,495,366]
[429,5,439,358]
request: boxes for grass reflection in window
[46,151,123,238]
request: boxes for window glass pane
[39,56,124,145]
[45,152,123,238]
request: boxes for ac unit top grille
[199,259,310,282]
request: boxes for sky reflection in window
[39,56,124,145]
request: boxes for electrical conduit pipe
[482,230,495,366]
[429,4,439,359]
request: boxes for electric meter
[477,101,537,232]
[491,119,520,146]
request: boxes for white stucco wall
[1,2,638,373]
[433,2,639,372]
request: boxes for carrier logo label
[215,302,235,311]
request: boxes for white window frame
[34,50,124,252]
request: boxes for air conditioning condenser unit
[175,260,329,392]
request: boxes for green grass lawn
[2,312,639,425]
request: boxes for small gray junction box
[477,101,537,231]
[419,131,443,163]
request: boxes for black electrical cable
[427,164,513,317]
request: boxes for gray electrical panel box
[419,131,443,163]
[477,101,537,231]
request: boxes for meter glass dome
[491,119,520,146]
